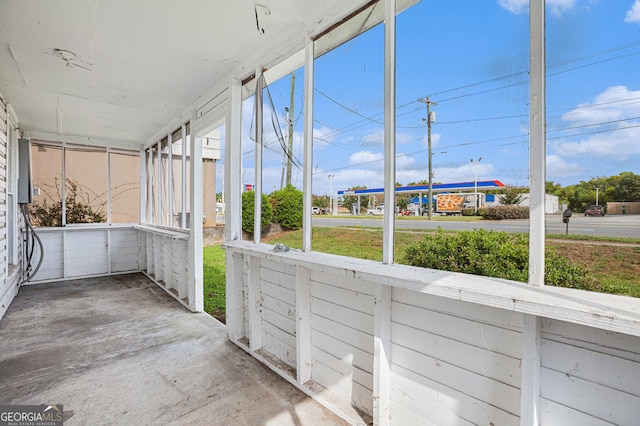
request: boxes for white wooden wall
[137,225,191,310]
[224,241,640,425]
[29,224,198,311]
[33,225,140,281]
[0,95,13,319]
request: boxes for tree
[610,172,640,202]
[341,185,369,212]
[499,186,524,205]
[545,181,562,196]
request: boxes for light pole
[595,186,600,206]
[470,157,482,214]
[328,174,335,214]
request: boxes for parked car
[584,205,605,216]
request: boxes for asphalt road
[312,214,640,239]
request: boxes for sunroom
[1,0,639,425]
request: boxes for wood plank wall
[0,95,14,319]
[228,246,640,425]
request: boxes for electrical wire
[20,204,44,283]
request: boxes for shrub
[482,205,529,220]
[400,228,591,289]
[30,178,106,226]
[270,185,303,230]
[461,208,475,216]
[241,191,273,233]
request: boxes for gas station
[337,180,505,215]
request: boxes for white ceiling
[0,0,373,150]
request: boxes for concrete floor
[0,274,348,425]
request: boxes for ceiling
[0,0,374,150]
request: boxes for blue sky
[234,0,640,196]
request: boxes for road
[312,214,640,239]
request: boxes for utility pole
[286,72,295,187]
[470,157,482,214]
[419,96,438,220]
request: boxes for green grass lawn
[203,227,640,319]
[203,245,226,321]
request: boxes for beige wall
[31,141,140,224]
[606,201,640,215]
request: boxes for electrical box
[18,138,33,204]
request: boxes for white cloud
[498,0,576,15]
[625,0,640,24]
[420,133,441,147]
[360,129,383,147]
[551,125,640,160]
[396,153,416,169]
[349,151,384,165]
[498,0,528,14]
[546,155,584,177]
[552,86,640,160]
[357,129,418,148]
[313,125,339,147]
[561,86,640,125]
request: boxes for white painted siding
[540,319,640,424]
[310,270,374,415]
[111,228,139,273]
[35,231,64,281]
[390,289,522,424]
[66,230,109,277]
[224,242,640,426]
[30,226,140,282]
[136,225,194,310]
[261,258,297,368]
[0,95,15,320]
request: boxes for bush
[400,228,591,289]
[482,205,529,220]
[30,178,106,226]
[270,185,303,230]
[461,208,475,216]
[241,191,273,233]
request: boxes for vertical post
[156,142,162,225]
[528,0,546,288]
[226,79,243,241]
[254,67,264,243]
[373,283,391,426]
[296,265,311,383]
[248,255,263,351]
[522,1,545,425]
[168,132,173,226]
[328,174,334,215]
[382,0,396,265]
[302,38,315,252]
[106,147,112,224]
[419,97,438,219]
[286,72,295,186]
[147,148,153,223]
[226,251,245,340]
[189,128,204,312]
[139,148,147,224]
[61,142,66,226]
[181,123,187,228]
[426,100,435,220]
